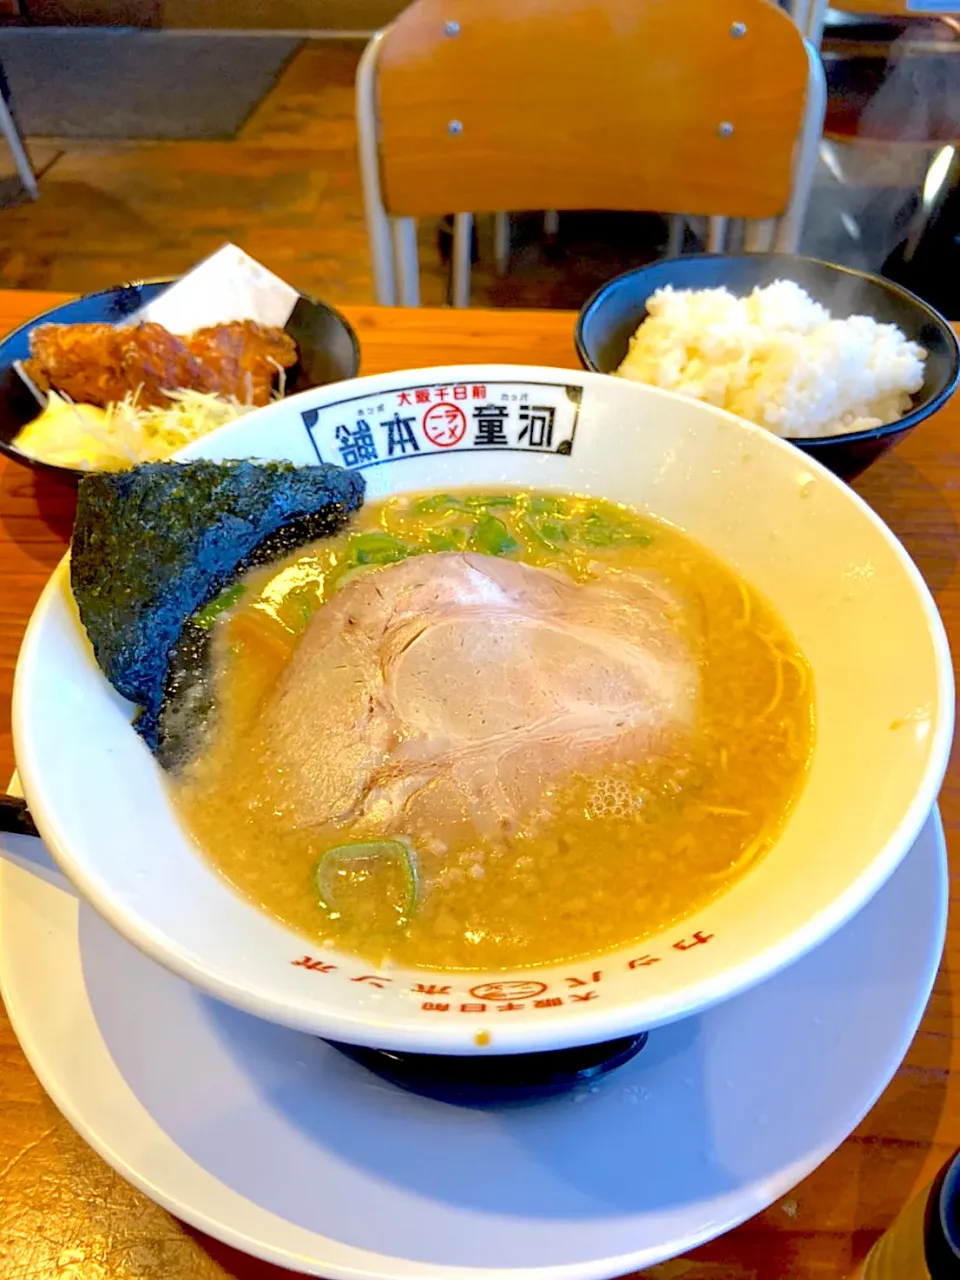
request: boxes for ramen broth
[171,489,814,969]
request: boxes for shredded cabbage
[14,388,258,471]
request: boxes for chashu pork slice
[256,552,701,842]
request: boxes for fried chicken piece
[120,323,202,407]
[28,322,133,408]
[28,320,298,410]
[187,321,298,407]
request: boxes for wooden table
[0,293,957,1280]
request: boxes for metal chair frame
[358,10,826,307]
[0,64,37,201]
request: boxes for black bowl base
[323,1033,649,1105]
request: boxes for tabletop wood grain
[0,291,957,1280]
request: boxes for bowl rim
[573,251,960,448]
[11,364,957,1053]
[0,276,362,484]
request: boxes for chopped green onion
[411,493,468,514]
[577,513,616,546]
[427,527,468,552]
[574,512,653,548]
[193,582,246,629]
[528,494,563,514]
[521,515,562,552]
[278,586,320,631]
[464,493,518,509]
[316,839,418,919]
[472,512,520,556]
[350,532,413,566]
[540,519,569,545]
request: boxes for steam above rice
[616,280,926,439]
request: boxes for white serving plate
[11,365,954,1052]
[0,804,946,1277]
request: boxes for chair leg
[707,215,728,253]
[791,0,811,38]
[777,39,826,254]
[804,0,828,47]
[494,211,510,276]
[543,210,559,236]
[356,33,397,304]
[744,217,777,252]
[452,212,472,308]
[666,215,685,257]
[392,217,420,307]
[0,92,37,200]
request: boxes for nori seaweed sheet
[71,459,365,767]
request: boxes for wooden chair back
[358,0,826,304]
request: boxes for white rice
[615,279,927,439]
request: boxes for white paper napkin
[131,244,300,334]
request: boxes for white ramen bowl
[12,365,954,1055]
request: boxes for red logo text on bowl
[422,402,467,447]
[468,980,548,1002]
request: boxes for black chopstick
[0,795,40,839]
